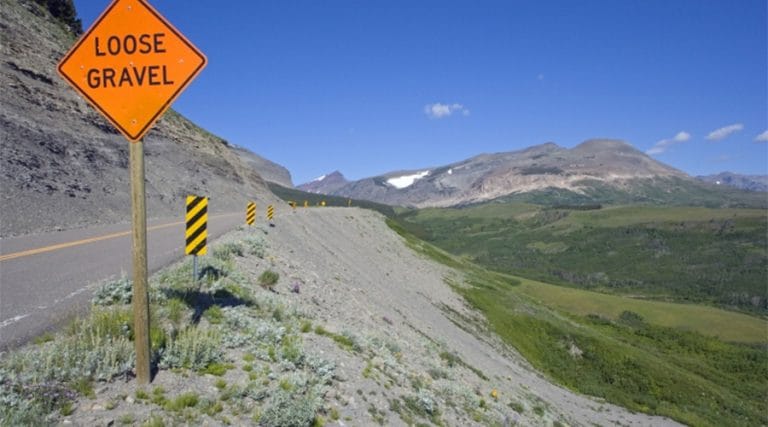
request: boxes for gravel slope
[254,207,679,426]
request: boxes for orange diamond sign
[58,0,206,142]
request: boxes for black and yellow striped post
[304,200,309,208]
[267,204,275,225]
[246,201,256,226]
[186,195,208,280]
[348,199,352,207]
[289,201,296,211]
[320,200,326,207]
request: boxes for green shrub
[201,399,223,416]
[164,393,199,412]
[281,335,304,365]
[618,310,646,328]
[313,326,360,353]
[259,270,280,289]
[244,236,266,258]
[142,414,165,427]
[32,333,54,345]
[300,321,312,333]
[92,278,133,305]
[260,389,320,427]
[166,298,186,328]
[0,375,77,425]
[160,327,223,370]
[200,362,234,376]
[213,242,244,261]
[203,305,224,324]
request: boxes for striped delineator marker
[246,201,256,225]
[185,195,208,256]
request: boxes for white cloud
[424,103,470,119]
[706,123,744,141]
[754,130,768,143]
[646,131,690,155]
[674,131,691,142]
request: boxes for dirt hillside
[0,0,277,238]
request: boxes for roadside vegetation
[397,202,768,314]
[0,232,333,425]
[0,225,526,426]
[388,218,768,426]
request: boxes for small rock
[125,396,135,404]
[91,403,104,411]
[62,420,73,425]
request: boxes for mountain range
[696,172,768,192]
[299,140,766,208]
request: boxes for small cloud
[646,131,690,155]
[674,131,691,142]
[424,102,470,119]
[755,130,768,143]
[706,123,744,141]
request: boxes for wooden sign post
[58,0,207,384]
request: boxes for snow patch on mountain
[387,171,430,189]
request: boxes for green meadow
[387,210,768,426]
[514,276,766,344]
[398,203,768,314]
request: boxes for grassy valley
[398,203,768,314]
[491,177,768,209]
[387,219,768,426]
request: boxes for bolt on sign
[57,0,207,142]
[186,195,207,255]
[246,202,256,226]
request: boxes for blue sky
[73,0,767,184]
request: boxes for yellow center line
[0,213,240,262]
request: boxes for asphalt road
[0,212,243,351]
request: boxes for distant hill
[0,0,280,237]
[267,182,396,218]
[296,170,349,194]
[316,139,765,208]
[231,145,294,188]
[697,172,768,192]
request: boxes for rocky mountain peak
[573,139,636,153]
[296,171,349,194]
